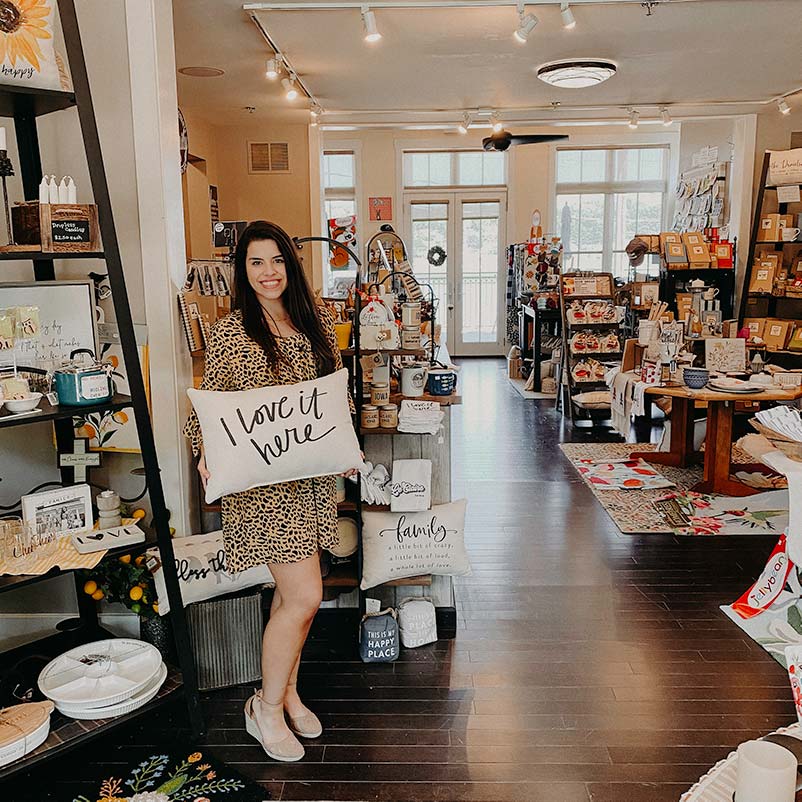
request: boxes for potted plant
[79,553,171,660]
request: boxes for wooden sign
[369,197,393,222]
[58,437,101,483]
[11,202,99,253]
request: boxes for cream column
[124,0,196,535]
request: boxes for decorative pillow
[0,1,62,90]
[360,500,470,590]
[398,597,437,648]
[148,531,273,615]
[187,368,363,503]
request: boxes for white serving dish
[0,701,54,768]
[2,392,42,414]
[56,662,167,720]
[38,638,163,708]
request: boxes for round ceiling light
[178,66,225,78]
[536,59,616,89]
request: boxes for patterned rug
[69,748,269,802]
[561,442,788,535]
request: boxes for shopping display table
[630,384,802,497]
[680,722,802,802]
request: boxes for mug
[703,287,720,301]
[426,369,457,396]
[782,227,801,242]
[401,364,428,397]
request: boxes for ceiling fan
[482,131,569,152]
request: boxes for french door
[403,191,507,356]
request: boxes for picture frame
[705,337,746,373]
[21,484,92,538]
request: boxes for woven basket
[749,419,802,462]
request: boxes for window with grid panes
[322,150,358,287]
[555,147,668,281]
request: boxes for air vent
[248,141,290,174]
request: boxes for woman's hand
[340,451,365,479]
[197,453,211,490]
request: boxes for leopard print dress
[183,307,344,571]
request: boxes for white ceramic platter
[38,639,162,708]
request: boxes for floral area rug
[70,749,268,802]
[561,442,788,535]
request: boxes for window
[555,147,669,280]
[322,150,358,287]
[403,150,505,188]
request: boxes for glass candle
[735,740,796,802]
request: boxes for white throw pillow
[360,500,470,590]
[187,368,363,503]
[148,531,273,615]
[398,597,438,648]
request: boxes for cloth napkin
[398,400,444,435]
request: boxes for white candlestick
[48,176,58,204]
[38,177,49,204]
[57,177,68,204]
[735,740,796,802]
[0,127,7,152]
[66,176,76,204]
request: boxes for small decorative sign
[369,197,392,221]
[51,219,90,244]
[58,437,101,483]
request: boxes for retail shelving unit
[558,272,622,423]
[0,0,202,779]
[740,152,802,341]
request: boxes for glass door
[404,191,506,357]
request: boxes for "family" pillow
[187,368,363,503]
[360,500,470,589]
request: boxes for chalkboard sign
[213,220,247,249]
[52,219,91,244]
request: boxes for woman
[184,220,355,762]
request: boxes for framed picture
[705,337,746,373]
[21,484,92,538]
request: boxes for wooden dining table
[630,383,802,497]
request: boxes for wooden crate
[11,201,100,252]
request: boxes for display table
[631,384,802,497]
[519,303,561,392]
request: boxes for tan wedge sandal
[244,691,305,762]
[285,682,323,739]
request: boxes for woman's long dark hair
[233,220,336,376]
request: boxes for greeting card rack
[557,272,622,424]
[0,0,202,779]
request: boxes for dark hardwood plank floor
[5,358,792,801]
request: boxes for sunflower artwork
[0,0,62,90]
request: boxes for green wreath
[427,245,447,267]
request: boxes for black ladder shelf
[0,0,202,779]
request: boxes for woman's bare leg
[268,589,309,719]
[252,554,322,744]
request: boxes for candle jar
[361,404,379,429]
[371,383,390,405]
[379,403,398,428]
[735,740,796,802]
[401,326,421,350]
[401,302,422,327]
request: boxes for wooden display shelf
[204,499,362,514]
[0,394,132,430]
[388,391,461,406]
[323,561,432,589]
[361,426,437,436]
[0,250,104,260]
[567,321,619,330]
[569,351,622,360]
[563,294,615,301]
[0,86,76,118]
[0,665,182,779]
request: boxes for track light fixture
[490,112,503,133]
[778,98,792,116]
[310,103,322,119]
[282,77,298,101]
[628,108,640,129]
[265,57,279,80]
[560,2,576,29]
[513,4,539,43]
[458,112,473,134]
[660,107,672,126]
[362,5,382,43]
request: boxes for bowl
[683,368,709,390]
[3,392,43,414]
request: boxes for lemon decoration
[91,589,104,601]
[118,554,131,564]
[129,586,143,601]
[132,509,146,520]
[83,580,97,596]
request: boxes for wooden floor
[8,358,794,801]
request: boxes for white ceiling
[173,0,802,126]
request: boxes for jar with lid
[379,404,398,428]
[402,302,422,327]
[361,404,379,429]
[370,382,390,406]
[401,326,421,350]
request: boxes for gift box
[763,319,794,351]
